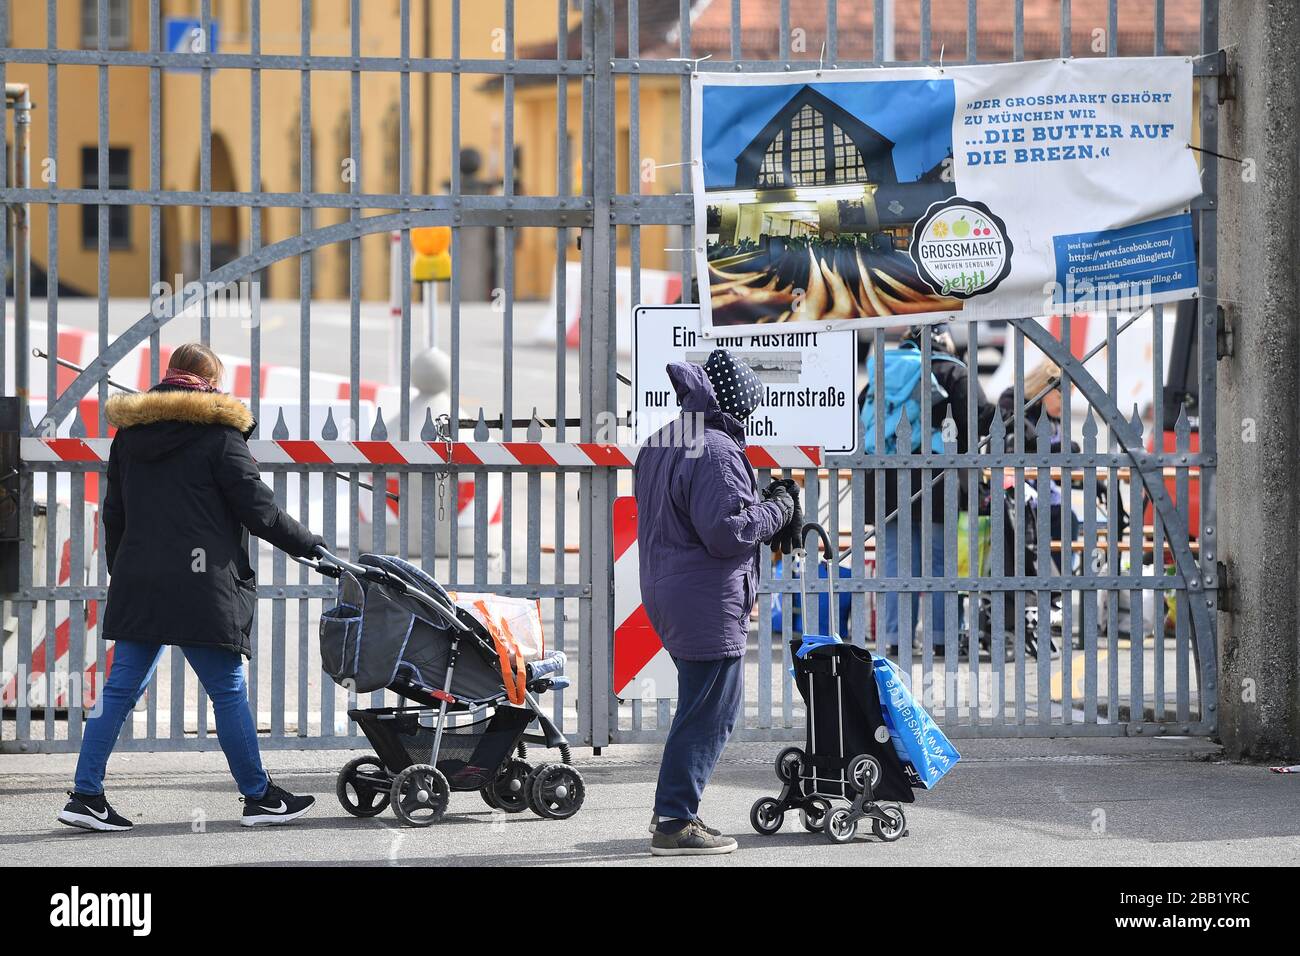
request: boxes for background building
[7,0,564,300]
[8,0,1199,303]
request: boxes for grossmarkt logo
[909,197,1013,299]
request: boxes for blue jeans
[653,656,744,822]
[881,520,947,649]
[74,640,269,798]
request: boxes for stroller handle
[297,547,471,633]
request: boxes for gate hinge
[1217,50,1236,104]
[1195,49,1235,102]
[1215,303,1234,359]
[1215,560,1232,613]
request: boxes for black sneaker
[57,791,133,832]
[649,820,738,857]
[648,813,722,836]
[240,778,315,827]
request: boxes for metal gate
[2,0,1220,754]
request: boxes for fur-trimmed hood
[106,389,254,433]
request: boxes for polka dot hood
[703,348,764,421]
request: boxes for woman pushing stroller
[58,344,324,831]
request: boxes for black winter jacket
[995,387,1080,454]
[101,386,323,658]
[861,349,996,526]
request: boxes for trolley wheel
[823,807,858,844]
[528,764,585,820]
[336,755,392,818]
[847,754,882,795]
[390,764,450,827]
[480,758,532,814]
[799,797,831,833]
[749,797,785,836]
[774,746,805,783]
[870,805,907,843]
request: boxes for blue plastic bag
[769,557,852,638]
[871,657,961,789]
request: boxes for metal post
[5,83,31,425]
[423,280,437,350]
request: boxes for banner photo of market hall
[703,81,961,327]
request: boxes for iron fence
[1,0,1221,753]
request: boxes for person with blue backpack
[859,325,995,655]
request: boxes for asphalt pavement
[2,737,1296,867]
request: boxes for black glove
[763,479,802,555]
[778,481,804,555]
[763,481,795,537]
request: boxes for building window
[832,124,867,183]
[789,104,827,186]
[758,130,784,187]
[382,102,401,198]
[80,0,132,49]
[81,147,131,249]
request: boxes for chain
[434,412,452,523]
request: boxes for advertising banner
[691,56,1201,336]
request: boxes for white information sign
[633,304,857,453]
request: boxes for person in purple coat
[634,350,797,856]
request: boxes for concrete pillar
[1217,1,1300,761]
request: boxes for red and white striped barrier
[20,437,822,470]
[1,503,108,710]
[539,262,684,354]
[612,496,676,700]
[8,321,398,410]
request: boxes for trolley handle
[795,522,839,641]
[800,522,836,563]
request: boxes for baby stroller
[303,548,584,827]
[750,524,915,845]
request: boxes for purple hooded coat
[633,362,789,661]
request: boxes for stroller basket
[351,705,534,792]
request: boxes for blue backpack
[860,342,964,454]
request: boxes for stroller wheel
[774,746,805,783]
[823,807,858,844]
[336,755,392,818]
[390,764,450,827]
[529,764,585,820]
[799,798,831,833]
[870,805,907,842]
[481,758,532,814]
[523,763,552,816]
[749,797,784,835]
[846,754,882,795]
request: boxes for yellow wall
[8,0,155,298]
[512,75,681,300]
[9,0,569,301]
